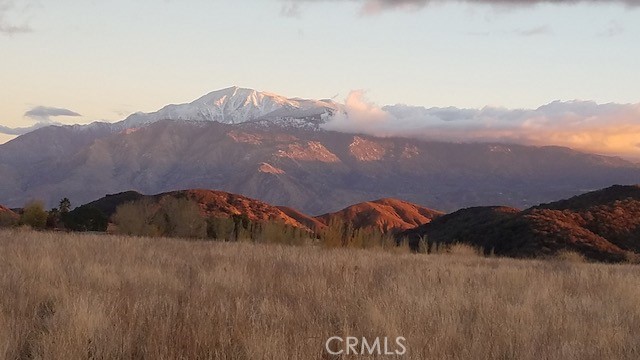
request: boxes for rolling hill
[0,205,17,218]
[81,190,442,234]
[316,198,443,233]
[401,185,640,262]
[80,189,308,229]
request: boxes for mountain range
[0,87,639,215]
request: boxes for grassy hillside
[402,185,640,262]
[316,198,444,233]
[1,230,639,359]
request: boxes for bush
[556,250,586,264]
[319,218,405,251]
[156,197,207,239]
[113,197,207,239]
[449,243,482,257]
[63,206,108,232]
[430,242,482,257]
[0,211,18,228]
[113,200,160,237]
[206,217,236,240]
[321,218,346,248]
[20,201,48,230]
[624,251,640,265]
[252,221,309,246]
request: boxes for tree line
[0,197,410,251]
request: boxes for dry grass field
[1,229,639,359]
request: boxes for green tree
[20,201,48,230]
[59,198,71,214]
[46,208,60,229]
[64,206,108,232]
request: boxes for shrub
[253,221,309,246]
[63,206,109,232]
[46,208,61,229]
[113,197,207,239]
[20,201,48,230]
[449,243,482,257]
[319,218,406,251]
[206,217,235,240]
[624,251,640,265]
[430,242,482,257]
[417,236,429,254]
[155,197,207,239]
[0,211,18,228]
[321,218,346,248]
[555,250,586,264]
[113,200,160,237]
[393,237,412,254]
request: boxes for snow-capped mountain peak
[119,86,342,129]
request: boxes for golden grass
[1,229,639,359]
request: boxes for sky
[1,0,639,156]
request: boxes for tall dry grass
[0,229,639,359]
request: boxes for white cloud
[323,95,640,159]
[323,90,392,132]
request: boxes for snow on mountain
[119,86,342,129]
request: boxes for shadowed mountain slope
[401,185,640,262]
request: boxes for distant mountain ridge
[0,118,639,214]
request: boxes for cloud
[323,95,640,159]
[0,104,77,135]
[0,0,33,35]
[24,106,82,123]
[324,90,392,131]
[282,0,640,15]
